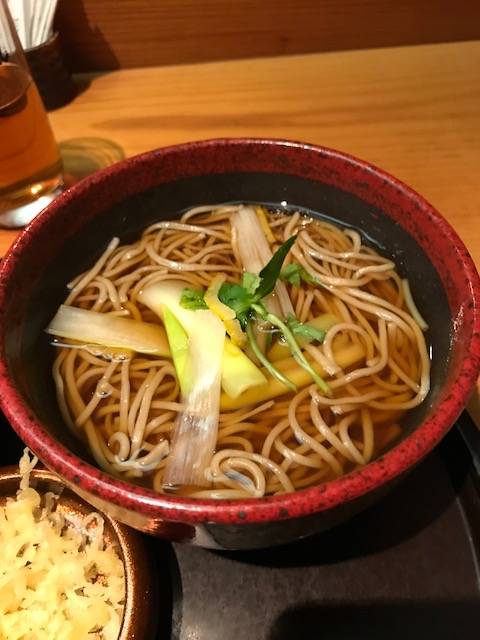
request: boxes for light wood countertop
[3,41,480,260]
[2,41,479,420]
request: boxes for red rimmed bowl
[0,138,479,550]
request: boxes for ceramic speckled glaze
[0,139,479,550]
[0,467,160,638]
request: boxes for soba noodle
[49,205,430,498]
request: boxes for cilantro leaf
[218,282,254,328]
[286,314,326,343]
[217,237,297,325]
[180,288,208,310]
[255,235,297,300]
[218,283,252,313]
[242,272,261,295]
[281,262,320,287]
[280,263,302,287]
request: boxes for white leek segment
[139,281,225,487]
[46,304,170,356]
[142,285,266,399]
[231,205,294,318]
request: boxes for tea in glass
[0,0,63,227]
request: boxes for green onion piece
[246,322,296,392]
[139,281,225,487]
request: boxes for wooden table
[2,40,479,419]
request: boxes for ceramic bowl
[0,138,479,549]
[0,465,160,638]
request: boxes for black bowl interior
[8,172,449,472]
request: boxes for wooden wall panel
[55,0,480,72]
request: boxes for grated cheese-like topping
[0,450,125,640]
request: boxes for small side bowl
[0,138,479,550]
[0,466,160,640]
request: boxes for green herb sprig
[280,262,323,288]
[179,235,330,395]
[286,314,326,343]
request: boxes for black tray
[2,413,480,639]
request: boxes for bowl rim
[0,137,479,526]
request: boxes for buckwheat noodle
[52,205,430,498]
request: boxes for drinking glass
[0,0,63,227]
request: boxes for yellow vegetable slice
[255,206,275,243]
[220,341,365,410]
[204,274,246,347]
[221,338,267,398]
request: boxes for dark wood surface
[55,0,480,71]
[170,423,480,639]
